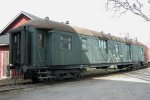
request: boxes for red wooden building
[0,11,41,79]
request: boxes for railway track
[0,80,50,93]
[0,66,149,93]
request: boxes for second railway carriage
[8,19,144,82]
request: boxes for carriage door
[12,32,21,65]
[127,45,131,62]
[37,32,46,65]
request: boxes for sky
[0,0,150,46]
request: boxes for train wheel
[31,76,39,83]
[131,65,137,71]
[73,73,80,81]
[56,74,63,81]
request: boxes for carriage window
[38,33,44,48]
[126,45,131,60]
[14,36,17,43]
[98,40,106,49]
[61,35,71,50]
[82,38,87,50]
[115,44,119,53]
[141,48,143,55]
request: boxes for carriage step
[37,72,50,74]
[39,76,54,79]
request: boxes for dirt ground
[0,68,150,100]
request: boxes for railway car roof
[21,19,139,45]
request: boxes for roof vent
[65,21,69,24]
[45,16,49,20]
[60,21,70,24]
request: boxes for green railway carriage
[8,19,144,81]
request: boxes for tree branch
[106,0,150,21]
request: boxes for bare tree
[106,0,150,21]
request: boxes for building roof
[21,19,139,45]
[21,11,41,20]
[0,11,41,35]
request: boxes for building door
[2,51,9,78]
[0,52,2,79]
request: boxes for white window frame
[61,35,72,50]
[98,39,106,49]
[81,38,87,50]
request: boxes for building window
[82,38,87,50]
[98,40,106,49]
[61,35,71,50]
[38,33,44,48]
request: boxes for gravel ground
[0,68,150,100]
[0,78,31,86]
